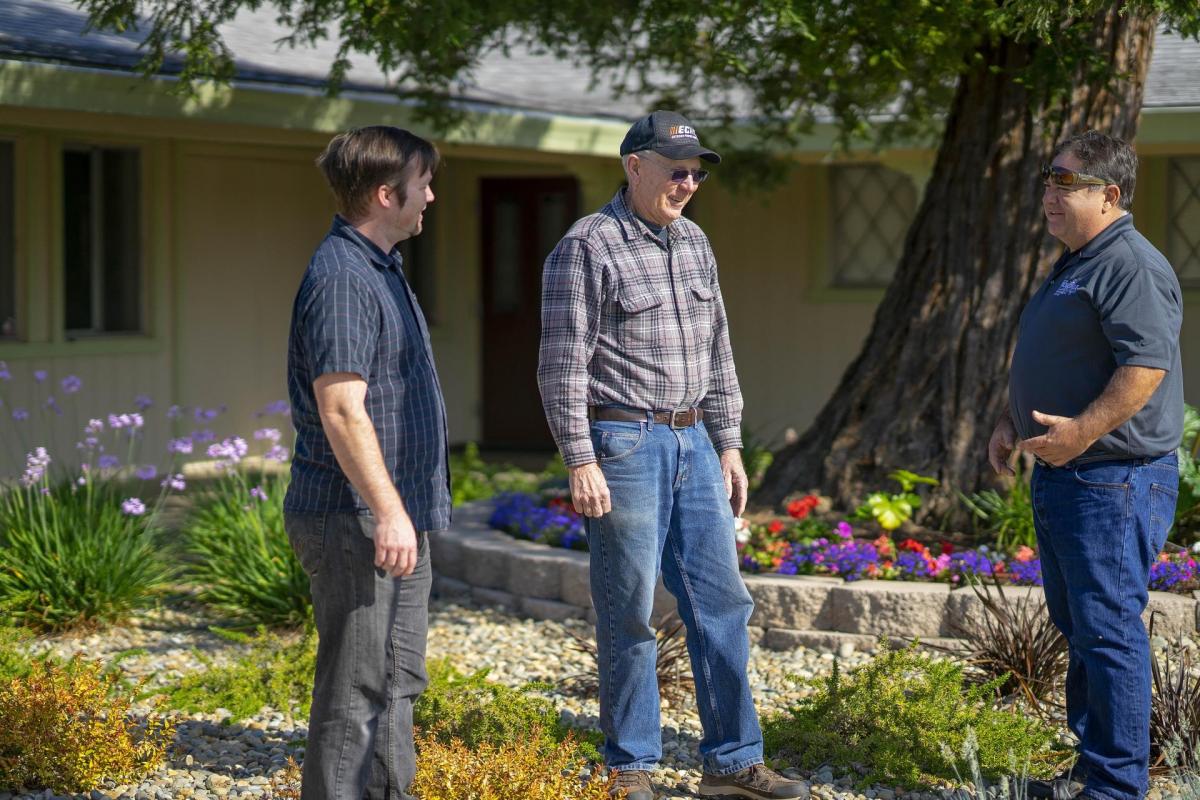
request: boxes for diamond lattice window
[830,164,918,288]
[1168,157,1200,287]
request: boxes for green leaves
[854,469,937,530]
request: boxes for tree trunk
[754,9,1158,528]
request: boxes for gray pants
[285,513,432,800]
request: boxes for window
[0,141,14,338]
[62,145,142,335]
[1168,157,1200,286]
[830,164,917,287]
[399,203,437,326]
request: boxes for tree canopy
[78,0,1200,150]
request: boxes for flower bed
[487,491,1200,593]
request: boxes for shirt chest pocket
[689,284,716,343]
[614,291,665,352]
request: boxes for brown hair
[316,126,440,220]
[1052,130,1137,210]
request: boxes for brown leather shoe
[610,769,655,800]
[699,763,810,799]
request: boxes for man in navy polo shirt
[989,131,1182,800]
[284,126,450,800]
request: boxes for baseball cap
[619,110,721,164]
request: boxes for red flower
[768,520,785,535]
[899,538,924,553]
[787,496,819,519]
[940,542,954,556]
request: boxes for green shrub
[450,442,562,506]
[418,659,601,760]
[763,641,1064,788]
[0,627,33,682]
[163,626,317,719]
[181,472,310,628]
[0,478,171,631]
[0,656,175,794]
[1174,403,1200,546]
[741,427,775,493]
[960,465,1037,550]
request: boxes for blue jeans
[585,417,763,775]
[1032,454,1178,800]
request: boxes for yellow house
[2,0,1200,470]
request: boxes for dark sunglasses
[643,157,709,185]
[1041,164,1110,188]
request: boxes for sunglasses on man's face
[643,157,709,185]
[1041,164,1110,189]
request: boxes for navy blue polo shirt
[284,216,451,531]
[1010,214,1183,462]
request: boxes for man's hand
[987,415,1018,476]
[1021,410,1093,467]
[375,513,419,577]
[569,463,612,518]
[720,449,749,517]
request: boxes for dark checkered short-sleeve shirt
[284,216,451,532]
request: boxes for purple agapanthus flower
[12,407,28,421]
[166,404,183,420]
[85,418,104,434]
[43,395,62,416]
[20,447,51,488]
[168,437,194,455]
[0,361,10,380]
[249,486,268,502]
[207,437,248,464]
[98,454,120,470]
[121,498,146,516]
[254,428,282,442]
[135,465,158,481]
[257,400,291,417]
[191,429,216,444]
[161,473,187,492]
[264,445,290,462]
[134,394,153,410]
[33,369,47,383]
[108,412,144,430]
[61,375,82,394]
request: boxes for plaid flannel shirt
[538,189,743,467]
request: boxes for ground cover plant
[0,655,175,795]
[164,626,317,719]
[763,641,1065,788]
[560,610,694,704]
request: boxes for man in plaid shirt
[538,111,806,800]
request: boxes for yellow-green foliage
[0,657,175,794]
[412,727,616,800]
[764,641,1066,788]
[0,627,33,682]
[165,627,317,720]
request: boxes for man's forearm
[1074,365,1165,445]
[322,408,407,520]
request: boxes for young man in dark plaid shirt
[284,126,450,800]
[538,110,807,800]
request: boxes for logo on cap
[668,125,697,141]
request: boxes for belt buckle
[669,408,690,429]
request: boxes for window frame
[1167,155,1200,289]
[60,142,147,339]
[826,162,919,290]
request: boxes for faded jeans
[1032,454,1178,800]
[285,513,432,800]
[585,416,763,775]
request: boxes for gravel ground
[2,597,1188,800]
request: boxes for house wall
[4,99,1200,479]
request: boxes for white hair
[622,150,652,182]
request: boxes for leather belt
[588,406,703,428]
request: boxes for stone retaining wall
[431,502,1200,650]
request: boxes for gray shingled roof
[2,0,1198,119]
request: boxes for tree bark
[754,8,1159,527]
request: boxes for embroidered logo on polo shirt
[668,125,697,141]
[1053,279,1081,296]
